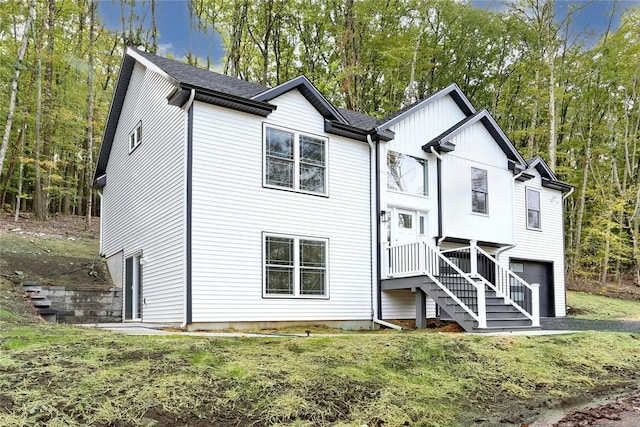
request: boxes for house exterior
[94,48,572,332]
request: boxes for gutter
[180,89,195,330]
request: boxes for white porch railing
[383,241,541,328]
[383,242,487,328]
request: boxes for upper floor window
[264,125,327,195]
[387,150,427,196]
[264,234,328,298]
[471,167,488,214]
[129,121,142,153]
[526,188,541,230]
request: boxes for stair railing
[475,246,540,327]
[384,242,486,328]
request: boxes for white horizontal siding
[503,171,567,316]
[381,291,436,320]
[190,90,373,322]
[101,63,185,323]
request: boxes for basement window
[263,233,328,298]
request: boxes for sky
[97,0,639,63]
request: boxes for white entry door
[393,209,418,245]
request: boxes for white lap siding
[190,90,373,323]
[503,172,567,316]
[101,63,185,322]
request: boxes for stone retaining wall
[39,286,122,323]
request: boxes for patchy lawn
[567,291,640,321]
[1,293,639,427]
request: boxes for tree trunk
[85,0,96,229]
[0,0,35,179]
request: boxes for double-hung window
[264,125,327,195]
[471,167,488,214]
[129,121,142,153]
[264,234,328,298]
[387,151,428,196]
[526,188,541,230]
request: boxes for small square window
[129,122,142,153]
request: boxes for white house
[94,48,572,332]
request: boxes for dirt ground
[569,272,640,302]
[0,213,111,289]
[548,392,640,427]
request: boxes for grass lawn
[567,291,640,320]
[2,284,640,427]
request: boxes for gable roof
[526,156,573,192]
[253,75,348,124]
[421,109,527,167]
[376,83,476,131]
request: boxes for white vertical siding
[101,63,185,323]
[190,90,373,323]
[503,171,567,316]
[440,123,514,245]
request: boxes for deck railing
[475,246,540,327]
[384,242,486,328]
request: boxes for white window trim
[386,150,429,197]
[471,167,489,215]
[526,187,542,231]
[262,123,329,196]
[129,121,142,154]
[262,232,329,299]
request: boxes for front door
[125,254,142,320]
[393,209,418,245]
[510,260,554,317]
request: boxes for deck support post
[415,288,427,329]
[531,283,540,327]
[470,240,478,277]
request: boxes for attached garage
[510,259,555,317]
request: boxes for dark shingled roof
[133,49,269,99]
[336,107,380,130]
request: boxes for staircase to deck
[382,241,540,333]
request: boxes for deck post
[476,279,487,329]
[531,283,540,327]
[415,288,427,329]
[470,240,478,277]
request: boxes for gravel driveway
[541,318,640,333]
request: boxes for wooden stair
[421,280,539,333]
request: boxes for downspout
[367,133,402,331]
[431,146,446,246]
[562,186,575,201]
[180,89,196,329]
[97,190,104,256]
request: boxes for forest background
[0,0,639,289]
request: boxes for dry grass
[1,318,639,426]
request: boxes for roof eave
[377,83,476,131]
[325,120,395,142]
[254,76,348,124]
[93,53,137,185]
